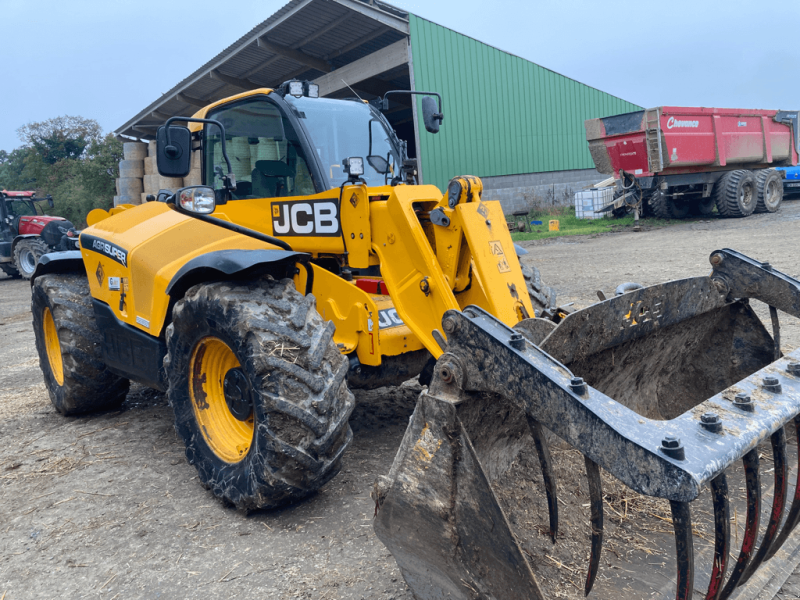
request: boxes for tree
[0,147,37,190]
[17,116,103,165]
[1,116,120,226]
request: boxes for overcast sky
[3,0,799,151]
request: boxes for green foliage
[0,116,120,226]
[17,116,103,165]
[508,205,635,241]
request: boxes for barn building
[115,0,640,209]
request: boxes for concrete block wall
[481,168,608,214]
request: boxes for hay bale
[184,170,202,187]
[123,142,147,161]
[144,156,155,175]
[141,193,150,204]
[115,178,121,195]
[119,159,144,179]
[148,140,157,157]
[143,174,157,194]
[155,175,184,190]
[116,194,137,206]
[118,177,143,196]
[191,150,202,170]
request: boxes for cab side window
[205,97,316,199]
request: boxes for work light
[288,81,304,97]
[343,157,364,177]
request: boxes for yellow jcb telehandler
[30,80,800,600]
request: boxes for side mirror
[421,96,443,134]
[169,186,216,214]
[367,155,390,174]
[156,125,192,177]
[46,195,54,209]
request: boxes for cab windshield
[286,96,402,188]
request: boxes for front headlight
[178,186,216,214]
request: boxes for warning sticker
[477,202,490,218]
[489,240,511,272]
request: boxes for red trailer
[585,107,800,218]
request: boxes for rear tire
[713,170,757,217]
[0,263,20,278]
[649,189,689,219]
[754,169,783,213]
[165,278,355,511]
[32,274,130,415]
[522,263,557,319]
[14,238,50,280]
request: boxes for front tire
[165,278,355,511]
[32,274,130,415]
[522,263,556,319]
[14,238,50,279]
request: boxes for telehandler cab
[30,81,800,599]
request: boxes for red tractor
[0,190,78,279]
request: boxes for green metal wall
[408,15,642,190]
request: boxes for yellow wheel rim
[189,337,254,463]
[43,307,64,386]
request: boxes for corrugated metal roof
[116,0,409,139]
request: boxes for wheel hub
[223,368,253,421]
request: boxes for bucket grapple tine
[705,473,730,600]
[671,501,694,600]
[527,415,559,543]
[719,450,761,600]
[767,415,800,559]
[584,456,603,596]
[740,427,788,585]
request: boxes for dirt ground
[1,201,800,600]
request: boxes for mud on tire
[522,263,556,318]
[14,237,50,280]
[32,274,130,415]
[713,169,757,217]
[165,278,355,511]
[754,169,783,213]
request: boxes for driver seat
[252,160,295,198]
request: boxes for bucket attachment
[374,249,800,600]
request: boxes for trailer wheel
[754,169,783,213]
[713,170,756,217]
[689,197,715,216]
[14,237,50,279]
[649,189,689,219]
[32,274,130,415]
[165,278,355,511]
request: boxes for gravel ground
[1,200,799,600]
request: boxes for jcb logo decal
[378,308,405,330]
[272,200,340,237]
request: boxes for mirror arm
[164,116,237,191]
